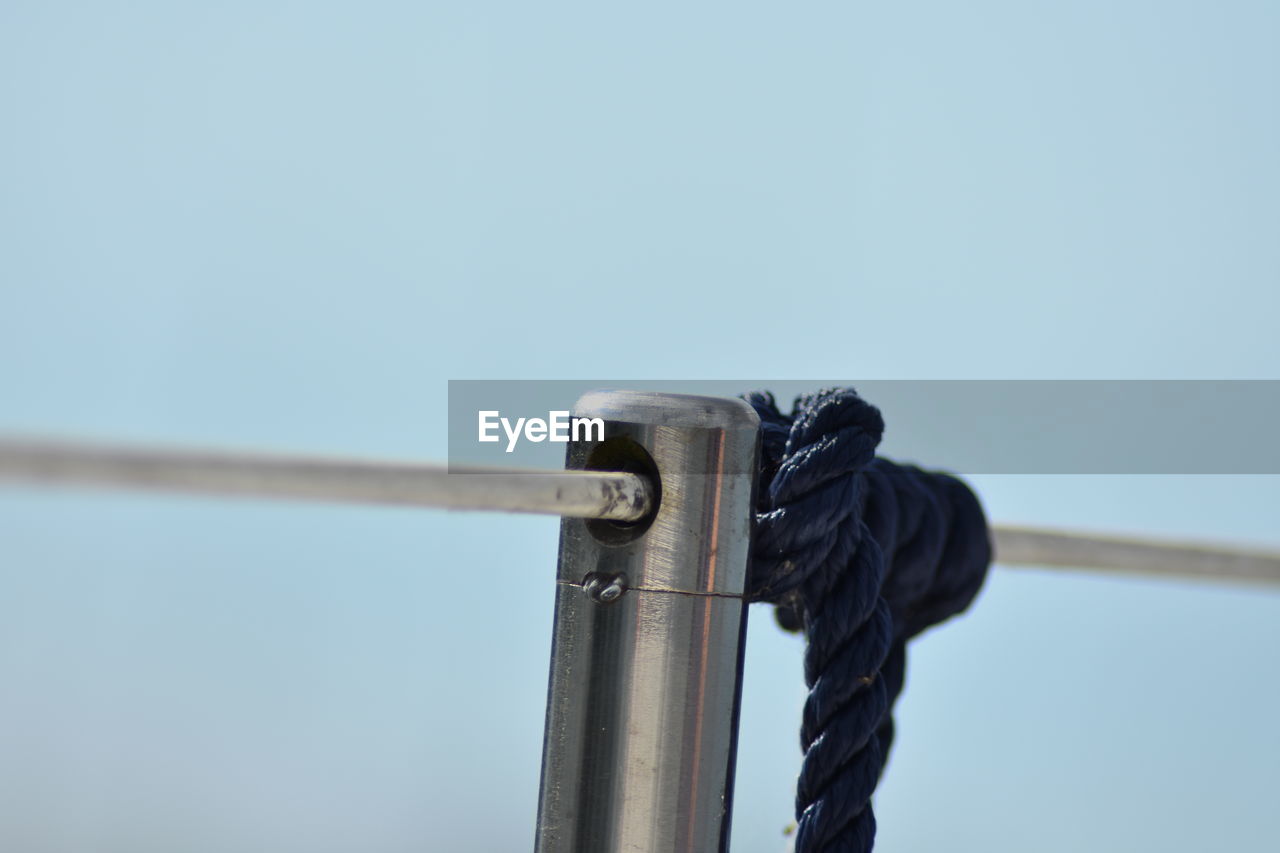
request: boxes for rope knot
[742,387,992,853]
[745,389,885,601]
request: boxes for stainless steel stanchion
[534,390,761,853]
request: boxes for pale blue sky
[1,3,1278,851]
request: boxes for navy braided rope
[742,388,992,853]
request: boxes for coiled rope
[743,388,993,852]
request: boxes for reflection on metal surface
[535,391,760,853]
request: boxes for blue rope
[743,388,992,852]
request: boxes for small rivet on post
[582,571,628,604]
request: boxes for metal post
[535,391,761,853]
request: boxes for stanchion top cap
[574,390,760,431]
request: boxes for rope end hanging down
[743,388,993,853]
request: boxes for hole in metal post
[583,436,660,546]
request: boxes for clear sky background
[2,2,1279,851]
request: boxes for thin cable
[993,525,1280,586]
[0,436,652,522]
[1,436,1277,584]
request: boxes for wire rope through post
[0,439,653,522]
[534,390,761,853]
